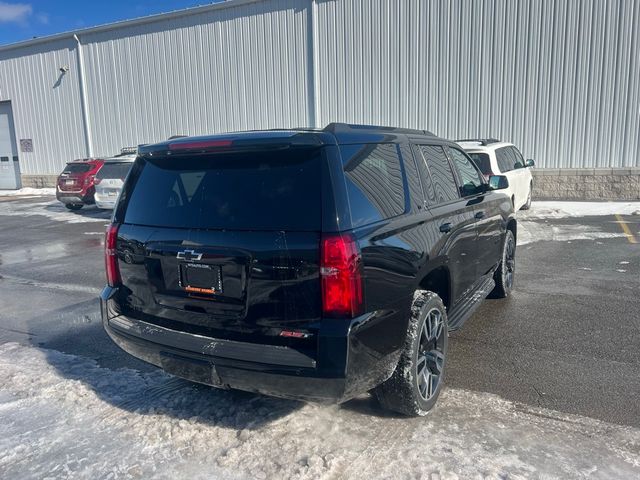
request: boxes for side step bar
[447,275,496,331]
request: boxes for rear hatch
[95,161,133,197]
[58,163,92,192]
[114,146,325,351]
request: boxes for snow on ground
[1,342,638,479]
[0,187,56,197]
[0,199,108,224]
[516,201,638,246]
[521,201,640,219]
[517,221,626,246]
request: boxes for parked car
[56,158,105,210]
[457,139,534,210]
[94,151,137,209]
[101,124,516,416]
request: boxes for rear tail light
[105,224,121,286]
[84,175,95,186]
[94,177,102,185]
[320,233,364,318]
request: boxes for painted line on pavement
[615,214,637,244]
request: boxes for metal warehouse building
[0,0,638,198]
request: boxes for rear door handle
[439,222,452,233]
[475,211,485,219]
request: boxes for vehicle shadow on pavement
[339,395,407,418]
[43,203,113,221]
[27,301,304,430]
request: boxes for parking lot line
[615,214,638,244]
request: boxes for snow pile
[515,201,639,245]
[517,221,626,246]
[1,342,639,479]
[0,187,56,196]
[0,199,108,224]
[522,201,640,219]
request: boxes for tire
[520,184,532,210]
[491,230,516,298]
[374,290,449,416]
[65,203,83,211]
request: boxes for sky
[0,1,223,46]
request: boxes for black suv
[101,124,516,416]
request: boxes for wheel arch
[506,217,517,243]
[417,265,452,311]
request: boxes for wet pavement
[1,195,639,426]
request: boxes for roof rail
[324,122,435,137]
[456,138,501,146]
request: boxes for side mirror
[525,159,535,167]
[488,175,509,190]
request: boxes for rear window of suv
[63,164,91,174]
[97,162,133,180]
[123,149,321,231]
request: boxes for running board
[447,275,496,331]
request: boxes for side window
[448,147,484,197]
[341,143,406,227]
[399,143,425,212]
[495,147,513,173]
[511,147,525,169]
[416,145,459,204]
[411,144,435,204]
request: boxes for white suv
[457,139,534,210]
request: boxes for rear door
[495,147,518,205]
[447,146,503,277]
[511,146,532,203]
[413,144,478,302]
[114,148,326,349]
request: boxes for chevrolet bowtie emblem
[176,249,203,261]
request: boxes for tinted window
[495,147,514,173]
[341,144,405,227]
[467,152,493,175]
[399,143,424,211]
[63,163,91,174]
[448,147,483,196]
[124,149,321,231]
[417,145,459,204]
[511,147,525,168]
[97,162,133,180]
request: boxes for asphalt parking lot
[1,195,638,426]
[1,195,639,478]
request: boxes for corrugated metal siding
[0,0,638,173]
[315,0,640,168]
[80,0,311,156]
[0,39,87,174]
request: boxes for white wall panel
[0,39,87,174]
[80,0,311,156]
[0,0,638,174]
[315,0,640,168]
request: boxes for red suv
[56,158,105,210]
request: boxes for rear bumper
[94,197,116,209]
[56,188,94,205]
[100,286,400,403]
[94,189,120,209]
